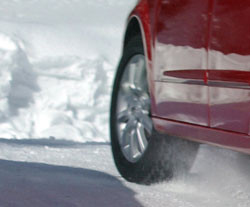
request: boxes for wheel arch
[122,0,158,118]
[123,16,152,62]
[123,17,142,49]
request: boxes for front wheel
[110,35,199,184]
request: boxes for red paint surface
[124,0,250,153]
[153,0,210,126]
[208,0,250,134]
[163,70,205,80]
[164,69,250,85]
[153,117,250,154]
[209,70,250,84]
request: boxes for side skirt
[153,117,250,154]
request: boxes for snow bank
[0,34,113,141]
[0,33,39,137]
[0,0,136,142]
[33,56,113,142]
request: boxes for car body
[110,0,250,184]
[124,0,250,154]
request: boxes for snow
[0,0,136,142]
[1,140,250,207]
[1,1,250,207]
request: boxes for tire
[110,35,199,184]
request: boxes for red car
[110,0,250,184]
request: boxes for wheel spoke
[137,111,153,134]
[128,63,137,88]
[136,58,146,88]
[122,144,131,159]
[127,58,145,93]
[129,57,145,86]
[136,122,148,153]
[130,130,141,160]
[137,56,145,71]
[120,118,135,147]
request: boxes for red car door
[153,0,211,126]
[208,0,250,134]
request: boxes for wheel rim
[116,54,153,163]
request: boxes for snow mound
[32,56,114,142]
[0,33,113,142]
[0,0,136,142]
[0,33,38,123]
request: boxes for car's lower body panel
[153,116,250,154]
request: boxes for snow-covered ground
[0,0,136,141]
[1,1,250,207]
[1,140,250,207]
